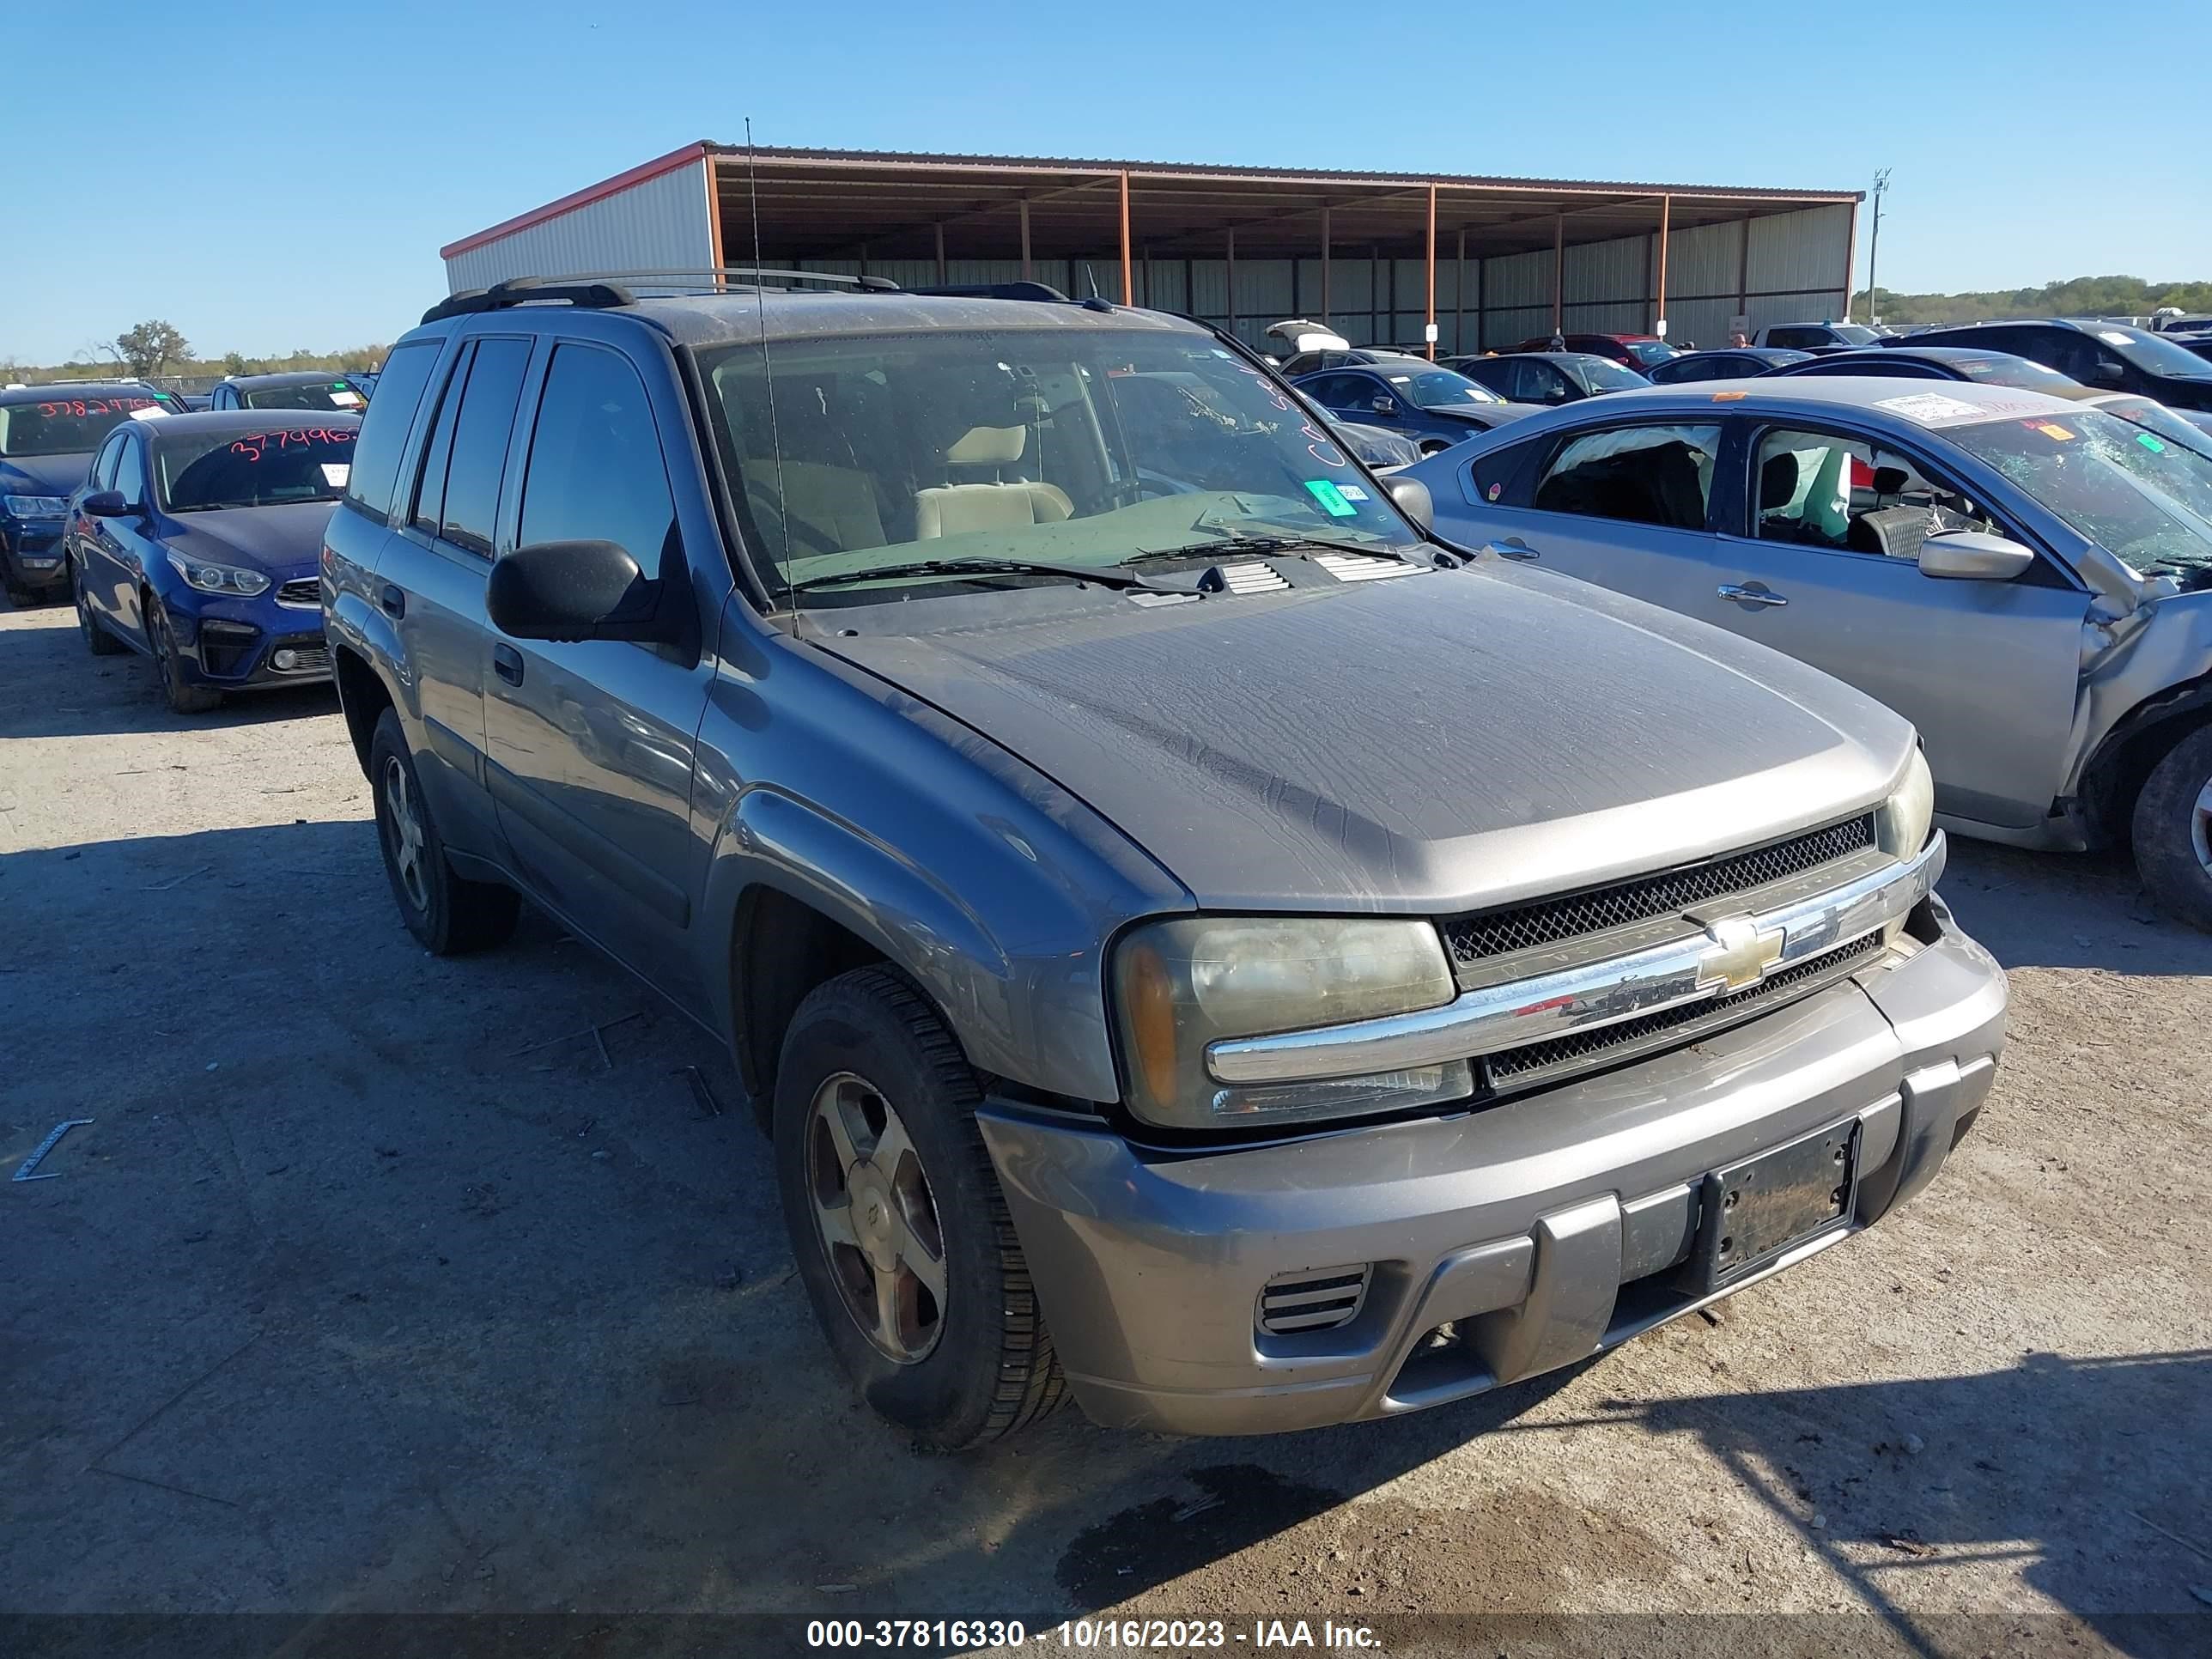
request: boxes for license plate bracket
[1689,1121,1858,1291]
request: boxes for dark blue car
[64,410,356,713]
[1292,362,1539,455]
[1,381,183,605]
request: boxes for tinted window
[410,347,466,539]
[1470,440,1537,505]
[438,338,532,556]
[0,392,176,459]
[1534,423,1723,531]
[113,439,147,507]
[90,433,124,490]
[1301,374,1364,410]
[344,339,443,526]
[1766,327,1819,349]
[1455,360,1513,398]
[519,344,674,579]
[246,380,368,413]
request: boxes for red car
[1508,331,1678,370]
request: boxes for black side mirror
[2089,360,2126,387]
[81,489,131,518]
[487,538,670,644]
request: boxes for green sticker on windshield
[2138,432,2167,453]
[1304,478,1358,518]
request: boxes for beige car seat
[914,425,1073,539]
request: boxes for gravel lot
[3,595,2209,1657]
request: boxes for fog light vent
[1258,1266,1371,1334]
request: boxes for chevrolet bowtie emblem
[1698,916,1784,993]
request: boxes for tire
[368,708,520,954]
[4,581,33,609]
[146,599,222,714]
[75,561,123,655]
[2131,723,2212,933]
[775,966,1065,1449]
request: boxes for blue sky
[3,0,2202,363]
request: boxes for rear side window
[516,344,675,580]
[1534,423,1723,532]
[343,339,442,526]
[438,337,532,556]
[410,346,466,540]
[1470,440,1538,506]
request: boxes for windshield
[155,425,356,512]
[1385,368,1504,407]
[244,380,368,412]
[2095,397,2212,461]
[1624,341,1679,366]
[1948,409,2212,574]
[698,327,1419,596]
[1573,357,1650,392]
[1832,325,1881,346]
[2094,326,2212,380]
[0,392,177,457]
[1949,356,2079,391]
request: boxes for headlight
[1875,747,1936,945]
[167,550,270,597]
[1110,916,1469,1129]
[3,494,68,518]
[1876,747,1935,859]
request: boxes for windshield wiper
[1123,533,1427,568]
[786,556,1188,596]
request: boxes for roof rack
[421,267,902,325]
[909,281,1072,303]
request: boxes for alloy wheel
[380,755,431,914]
[805,1071,947,1364]
[2192,777,2212,875]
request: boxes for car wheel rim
[805,1071,946,1364]
[2191,777,2212,874]
[380,755,431,913]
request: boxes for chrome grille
[1443,815,1875,968]
[1258,1267,1370,1335]
[1482,932,1885,1091]
[276,577,321,608]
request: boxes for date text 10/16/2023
[805,1619,1383,1650]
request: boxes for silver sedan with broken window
[1409,378,2212,929]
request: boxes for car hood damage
[821,562,1917,914]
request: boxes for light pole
[1865,168,1892,325]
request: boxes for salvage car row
[9,273,2212,1455]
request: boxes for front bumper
[3,521,68,590]
[165,592,332,688]
[979,896,2006,1437]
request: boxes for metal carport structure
[441,143,1862,356]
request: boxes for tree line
[1855,275,2212,326]
[2,319,386,385]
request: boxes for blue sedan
[1292,362,1540,455]
[64,410,357,714]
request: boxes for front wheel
[2133,724,2212,932]
[775,966,1065,1449]
[146,599,222,714]
[368,708,520,954]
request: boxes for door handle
[1486,538,1540,562]
[1717,583,1788,608]
[379,583,406,619]
[492,643,525,686]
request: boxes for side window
[90,434,124,491]
[344,338,445,526]
[1533,422,1723,531]
[1470,439,1539,506]
[410,343,470,540]
[1753,426,1997,558]
[437,337,532,556]
[517,343,676,580]
[1767,327,1814,350]
[112,437,148,507]
[1527,363,1574,403]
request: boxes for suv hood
[822,563,1916,914]
[2,453,91,498]
[160,501,337,573]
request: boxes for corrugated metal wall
[443,158,716,293]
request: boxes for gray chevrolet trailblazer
[323,275,2007,1447]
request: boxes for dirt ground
[3,595,2209,1659]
